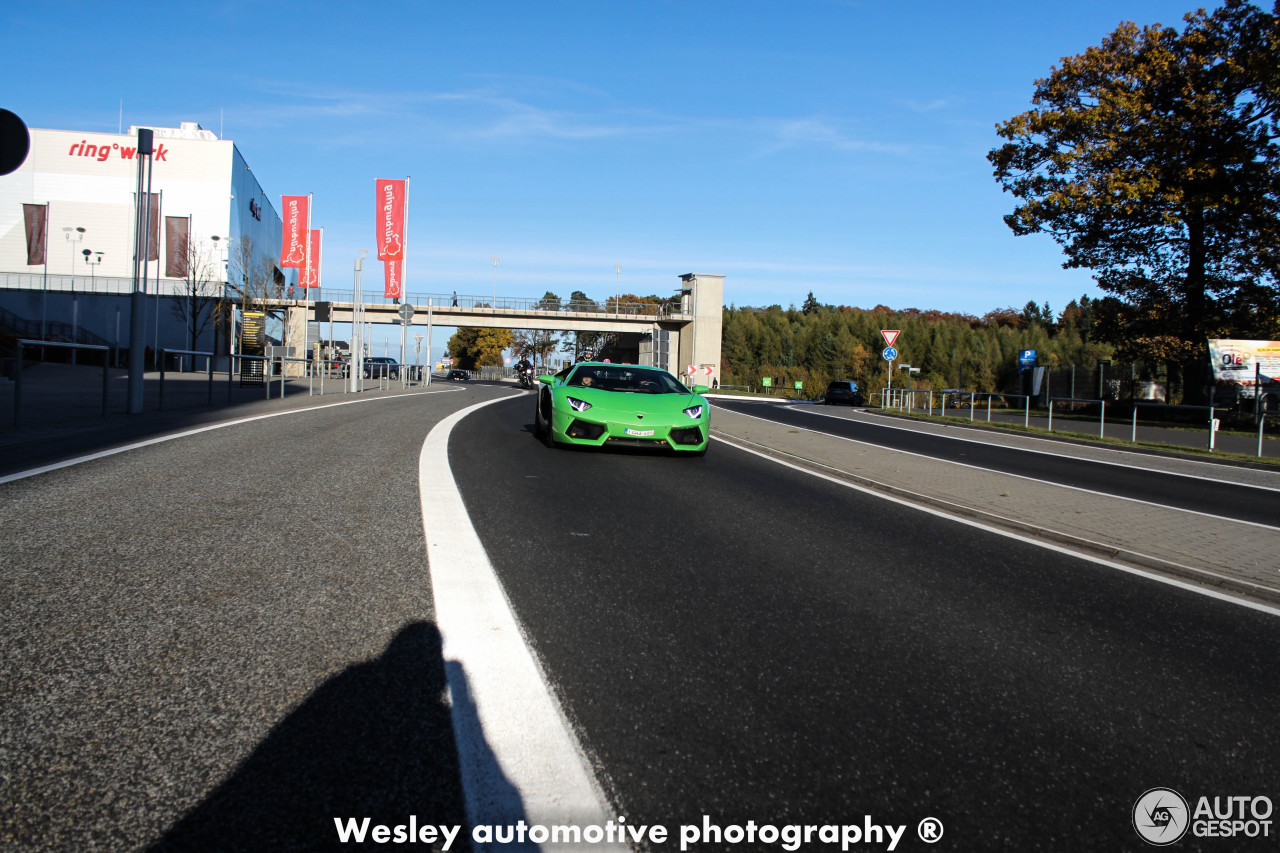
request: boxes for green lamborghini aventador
[533,362,711,455]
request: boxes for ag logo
[1133,788,1189,846]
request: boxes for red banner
[147,193,161,262]
[280,195,309,268]
[375,179,406,261]
[303,228,322,288]
[165,216,189,278]
[384,258,401,299]
[22,203,47,265]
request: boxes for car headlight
[567,397,593,413]
[683,404,704,419]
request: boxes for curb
[712,428,1280,608]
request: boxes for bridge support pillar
[676,273,723,385]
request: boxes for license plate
[624,428,655,437]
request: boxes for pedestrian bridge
[0,272,725,377]
[294,290,693,333]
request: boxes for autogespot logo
[1134,788,1190,846]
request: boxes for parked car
[446,370,470,381]
[363,357,400,379]
[823,380,864,406]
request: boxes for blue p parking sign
[1018,349,1036,368]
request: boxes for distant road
[711,398,1280,528]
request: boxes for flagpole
[187,213,193,350]
[316,225,324,374]
[41,202,48,345]
[152,189,162,362]
[401,176,410,371]
[304,193,312,379]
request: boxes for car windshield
[568,366,687,394]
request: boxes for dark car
[363,356,400,379]
[823,380,864,406]
[446,370,469,381]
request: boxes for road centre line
[714,432,1280,618]
[0,391,459,486]
[417,395,623,848]
[797,402,1280,493]
[716,403,1280,531]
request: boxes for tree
[447,326,512,369]
[169,232,223,352]
[227,235,286,343]
[563,290,603,359]
[511,328,559,365]
[989,0,1280,368]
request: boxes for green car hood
[558,386,706,416]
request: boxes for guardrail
[13,339,110,426]
[159,348,215,410]
[881,389,1271,457]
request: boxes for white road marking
[417,396,624,851]
[717,403,1280,531]
[716,433,1280,618]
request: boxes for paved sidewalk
[710,404,1280,606]
[0,363,446,479]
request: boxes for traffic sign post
[398,303,414,377]
[883,344,898,394]
[881,331,901,399]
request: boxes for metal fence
[879,386,1272,457]
[0,274,690,318]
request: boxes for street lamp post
[67,225,84,278]
[211,235,225,364]
[83,248,103,281]
[66,227,85,364]
[615,264,621,316]
[491,256,499,307]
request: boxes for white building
[0,121,292,354]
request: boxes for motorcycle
[517,366,535,390]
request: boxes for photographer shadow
[151,622,526,852]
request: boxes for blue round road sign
[882,346,898,361]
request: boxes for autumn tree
[989,0,1280,376]
[447,326,513,369]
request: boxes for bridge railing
[0,274,691,318]
[310,290,689,318]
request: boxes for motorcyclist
[516,357,534,388]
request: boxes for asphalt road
[0,388,494,852]
[711,398,1280,528]
[5,386,1279,852]
[452,394,1280,851]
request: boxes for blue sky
[7,0,1218,322]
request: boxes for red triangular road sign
[881,329,900,347]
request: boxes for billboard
[1208,339,1280,399]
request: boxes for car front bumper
[551,408,709,451]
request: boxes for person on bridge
[451,291,458,306]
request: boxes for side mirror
[538,374,555,385]
[691,385,710,394]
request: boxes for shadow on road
[149,623,519,852]
[0,364,444,478]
